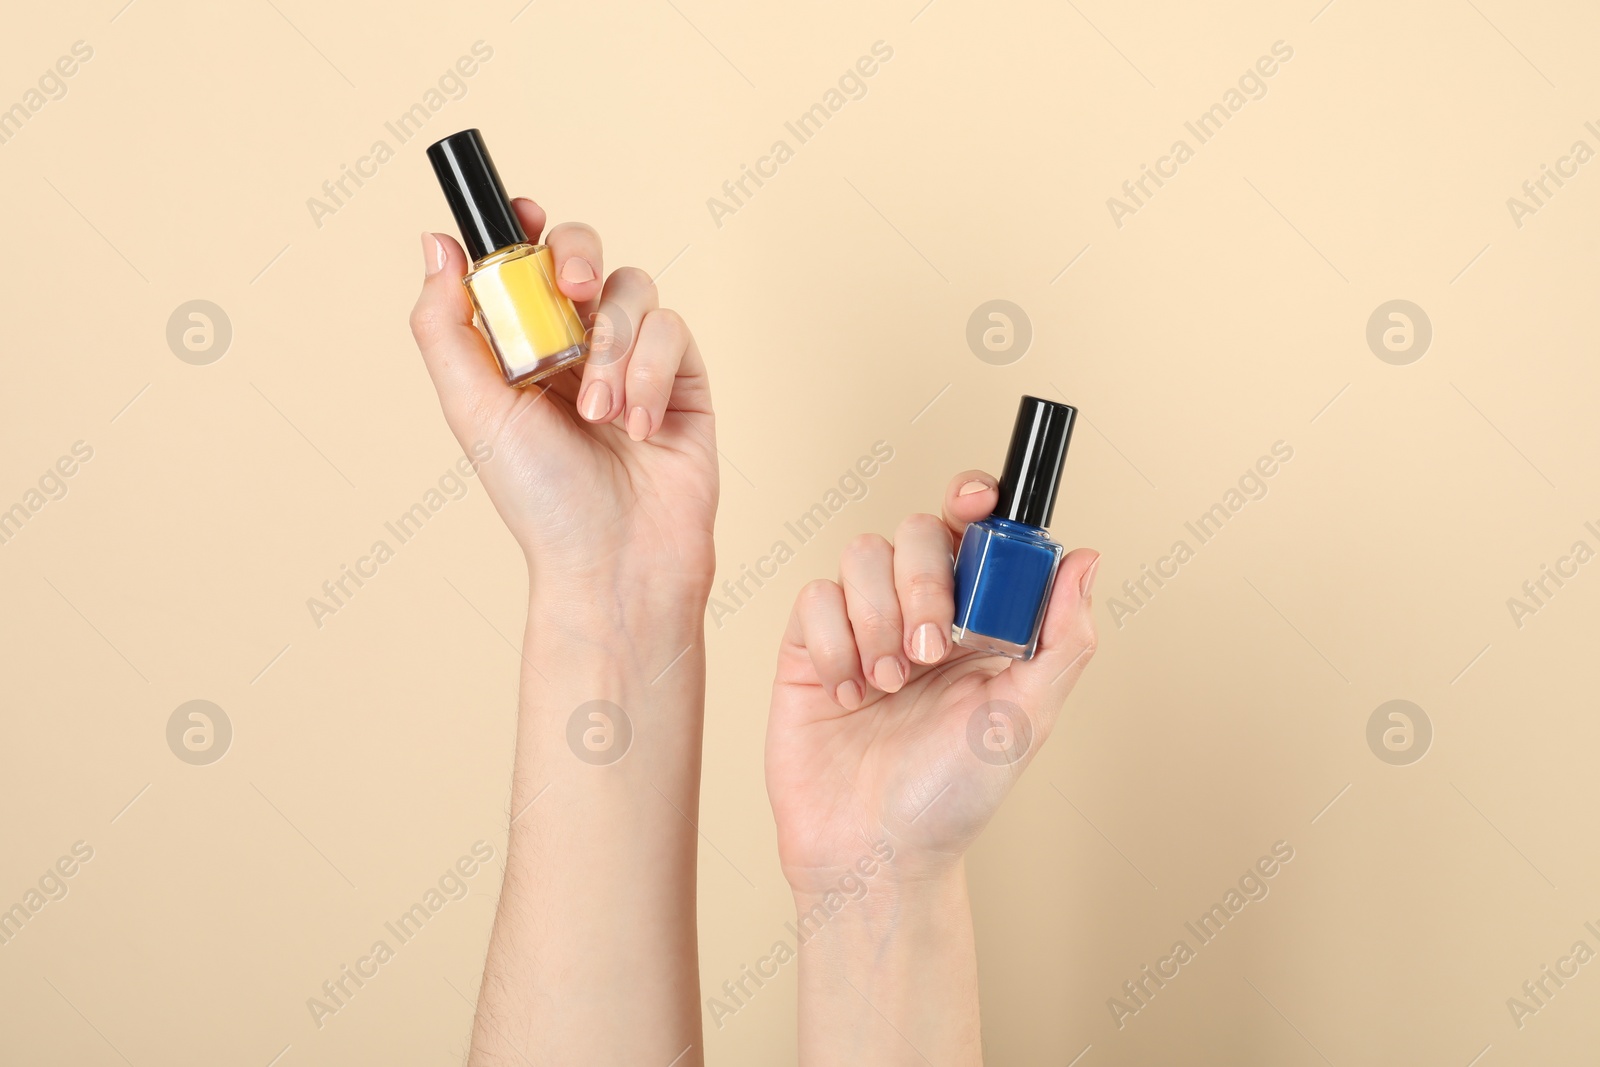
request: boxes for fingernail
[581,381,611,422]
[835,680,864,710]
[422,233,445,276]
[561,257,596,284]
[872,657,905,694]
[911,622,946,664]
[958,480,991,496]
[1080,553,1101,598]
[626,406,651,441]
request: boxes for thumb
[999,547,1099,716]
[408,232,518,438]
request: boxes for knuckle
[589,308,635,369]
[856,613,897,639]
[798,579,839,613]
[649,303,688,334]
[1074,620,1100,663]
[550,220,601,244]
[813,638,857,668]
[626,358,666,389]
[908,572,953,604]
[608,264,653,293]
[898,512,945,540]
[408,302,444,345]
[625,369,669,406]
[842,532,890,565]
[593,301,637,339]
[645,306,688,343]
[905,570,953,598]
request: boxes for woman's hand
[409,196,717,608]
[767,470,1099,895]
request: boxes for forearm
[795,866,983,1066]
[469,592,706,1066]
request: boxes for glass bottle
[952,396,1078,660]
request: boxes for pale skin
[410,196,716,1065]
[410,193,1098,1065]
[768,477,1099,1065]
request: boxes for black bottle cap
[426,129,527,262]
[995,396,1077,528]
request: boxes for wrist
[791,860,981,1065]
[528,562,709,623]
[791,856,968,931]
[783,837,969,904]
[790,851,966,959]
[510,596,706,790]
[527,578,705,649]
[521,531,714,604]
[518,592,705,738]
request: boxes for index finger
[510,199,605,310]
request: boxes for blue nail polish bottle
[952,396,1077,660]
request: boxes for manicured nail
[626,406,651,441]
[581,381,611,422]
[422,233,446,276]
[1080,553,1101,598]
[561,257,596,284]
[835,680,864,710]
[958,480,991,496]
[911,622,946,664]
[872,657,905,694]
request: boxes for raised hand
[411,195,716,605]
[767,469,1098,1065]
[768,468,1098,889]
[411,194,715,1066]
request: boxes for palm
[481,366,718,582]
[763,476,1099,894]
[767,647,1043,889]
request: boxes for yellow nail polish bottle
[427,129,587,387]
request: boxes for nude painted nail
[422,232,445,276]
[626,407,651,441]
[1080,553,1101,598]
[958,480,991,496]
[561,257,596,284]
[835,680,864,710]
[911,622,946,664]
[581,381,612,422]
[872,657,905,694]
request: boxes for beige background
[2,0,1597,1063]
